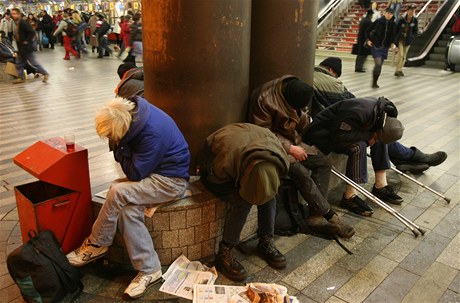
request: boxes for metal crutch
[331,167,426,237]
[390,166,451,203]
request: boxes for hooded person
[201,123,290,282]
[249,75,355,241]
[305,97,406,215]
[115,62,144,98]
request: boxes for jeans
[336,141,390,184]
[89,174,188,274]
[220,193,276,246]
[15,51,48,79]
[288,154,332,216]
[388,141,415,162]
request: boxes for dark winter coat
[0,39,15,63]
[367,16,397,48]
[357,17,373,55]
[129,21,142,46]
[395,15,418,46]
[115,68,144,98]
[113,96,190,181]
[15,19,36,55]
[41,13,53,32]
[305,97,398,154]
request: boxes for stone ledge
[92,153,347,266]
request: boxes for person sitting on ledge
[201,123,289,282]
[248,75,355,239]
[311,56,447,174]
[305,96,405,216]
[115,62,144,99]
[66,96,190,299]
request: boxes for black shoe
[341,195,374,216]
[307,216,341,239]
[372,82,380,88]
[411,148,447,167]
[372,185,403,205]
[256,235,286,269]
[355,69,366,73]
[215,242,247,282]
[97,55,103,58]
[395,163,430,174]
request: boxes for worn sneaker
[328,214,355,239]
[256,235,286,269]
[341,195,374,216]
[66,238,108,267]
[124,270,162,299]
[372,185,404,205]
[215,242,247,282]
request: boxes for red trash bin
[13,137,94,254]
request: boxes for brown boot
[306,216,341,239]
[328,214,355,239]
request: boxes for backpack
[274,179,310,236]
[7,230,83,303]
[65,21,78,38]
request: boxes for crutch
[390,166,451,203]
[331,167,426,237]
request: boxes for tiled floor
[0,47,459,302]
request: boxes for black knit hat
[282,79,313,110]
[117,62,137,79]
[320,57,342,77]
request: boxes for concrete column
[249,0,319,90]
[142,0,251,173]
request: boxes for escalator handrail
[317,0,349,29]
[407,0,460,62]
[318,0,343,20]
[416,0,439,18]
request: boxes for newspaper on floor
[192,284,248,303]
[160,254,218,300]
[192,283,300,303]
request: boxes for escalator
[406,0,460,67]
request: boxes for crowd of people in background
[0,7,142,83]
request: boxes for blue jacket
[113,97,190,181]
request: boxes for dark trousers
[388,142,415,163]
[336,141,391,184]
[15,51,48,80]
[288,154,332,216]
[221,195,275,246]
[7,32,13,44]
[98,36,111,57]
[355,54,368,71]
[43,30,54,48]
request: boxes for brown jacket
[248,75,316,161]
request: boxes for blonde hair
[95,98,135,143]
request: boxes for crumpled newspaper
[246,283,288,303]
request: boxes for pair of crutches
[332,167,428,238]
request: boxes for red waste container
[13,137,94,254]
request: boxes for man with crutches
[305,97,405,216]
[312,57,447,175]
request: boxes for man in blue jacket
[66,96,190,299]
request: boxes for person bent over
[66,97,190,299]
[306,97,404,216]
[201,123,289,282]
[249,75,355,239]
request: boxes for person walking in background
[355,9,374,72]
[388,0,403,22]
[88,12,98,53]
[41,10,54,49]
[371,2,382,22]
[10,8,49,84]
[119,14,132,59]
[366,7,397,88]
[394,4,418,77]
[53,12,79,60]
[94,14,112,59]
[124,13,142,64]
[0,13,14,43]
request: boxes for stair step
[323,33,358,38]
[425,60,446,68]
[437,40,448,47]
[434,46,445,53]
[429,53,445,61]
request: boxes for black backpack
[7,230,83,303]
[274,179,310,236]
[65,21,78,38]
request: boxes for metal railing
[417,0,445,31]
[317,0,355,31]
